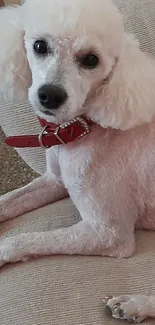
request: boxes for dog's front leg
[0,220,134,267]
[104,295,155,323]
[0,172,68,222]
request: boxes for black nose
[38,84,68,109]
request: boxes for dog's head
[1,0,155,129]
[24,0,124,124]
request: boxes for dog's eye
[80,54,99,69]
[33,40,48,55]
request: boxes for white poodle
[0,0,155,322]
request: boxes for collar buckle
[38,116,91,148]
[54,116,90,145]
[38,126,49,148]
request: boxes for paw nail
[119,308,124,319]
[106,305,112,316]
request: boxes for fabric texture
[0,198,155,325]
[0,1,155,325]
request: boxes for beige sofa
[1,1,155,324]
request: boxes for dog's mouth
[39,108,56,117]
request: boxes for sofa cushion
[114,0,155,55]
[1,198,155,325]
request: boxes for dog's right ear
[0,6,31,103]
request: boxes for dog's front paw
[103,295,149,323]
[0,236,25,267]
[0,238,15,267]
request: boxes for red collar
[5,116,93,148]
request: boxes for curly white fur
[1,0,155,323]
[0,6,30,102]
[1,0,155,128]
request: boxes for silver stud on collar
[61,116,90,134]
[55,116,90,143]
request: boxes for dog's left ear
[93,34,155,130]
[0,6,31,103]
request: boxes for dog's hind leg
[104,295,155,323]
